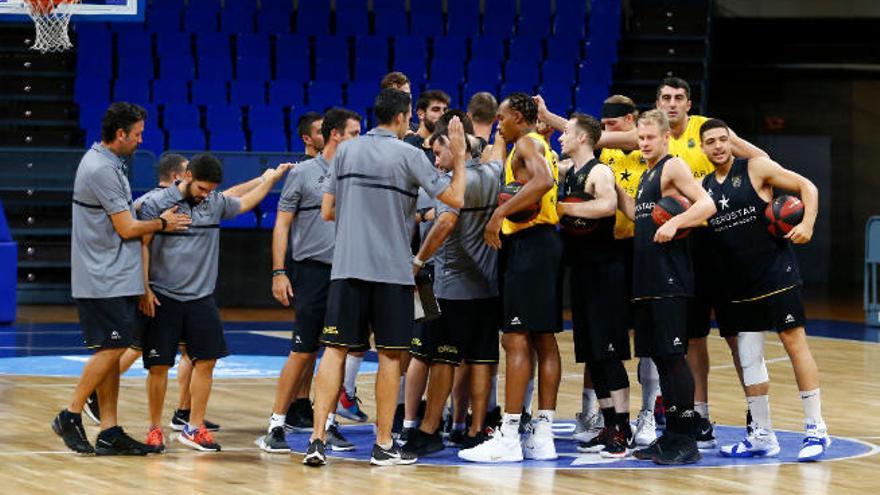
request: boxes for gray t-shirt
[278,154,334,265]
[137,183,241,301]
[71,143,144,299]
[324,127,451,285]
[434,160,503,300]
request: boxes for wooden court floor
[1,304,878,494]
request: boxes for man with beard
[404,90,450,164]
[136,154,290,452]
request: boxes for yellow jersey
[599,147,646,239]
[502,131,559,235]
[668,114,714,180]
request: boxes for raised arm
[236,163,293,213]
[597,128,639,150]
[434,117,467,209]
[750,156,818,244]
[655,158,716,242]
[533,95,569,132]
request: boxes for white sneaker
[632,409,657,447]
[798,423,831,462]
[573,410,604,442]
[720,427,780,458]
[457,429,523,463]
[522,421,557,460]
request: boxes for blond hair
[637,109,669,133]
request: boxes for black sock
[615,412,631,435]
[600,407,615,430]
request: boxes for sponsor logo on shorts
[672,337,682,346]
[667,277,675,285]
[110,331,120,340]
[437,345,458,354]
[148,349,159,358]
[411,338,422,347]
[607,343,615,352]
[294,334,302,344]
[323,326,338,335]
[510,316,522,326]
[784,314,795,324]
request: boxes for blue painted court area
[284,422,878,469]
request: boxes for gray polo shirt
[278,154,334,265]
[324,127,451,285]
[433,160,502,300]
[137,183,241,301]
[71,143,143,299]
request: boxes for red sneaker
[178,425,221,452]
[145,426,165,454]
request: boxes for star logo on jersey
[732,176,742,188]
[719,194,730,210]
[688,138,696,148]
[620,170,632,182]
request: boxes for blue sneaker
[336,389,369,422]
[721,427,780,458]
[798,424,831,462]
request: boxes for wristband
[272,269,287,277]
[412,257,425,268]
[158,217,167,231]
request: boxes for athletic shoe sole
[51,418,95,455]
[303,453,326,466]
[177,434,220,452]
[336,408,368,422]
[576,444,605,453]
[255,436,291,454]
[697,440,718,450]
[369,456,418,466]
[600,449,630,459]
[457,453,523,463]
[572,431,602,443]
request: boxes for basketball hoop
[24,0,81,53]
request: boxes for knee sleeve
[605,360,629,391]
[587,361,611,399]
[738,331,769,386]
[655,355,694,412]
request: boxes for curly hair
[503,92,538,124]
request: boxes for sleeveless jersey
[668,114,714,180]
[501,131,559,235]
[702,158,802,302]
[632,155,694,299]
[600,147,646,239]
[559,158,615,255]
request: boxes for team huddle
[53,72,830,467]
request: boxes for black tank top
[632,155,694,299]
[560,158,615,256]
[702,158,802,301]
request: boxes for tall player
[698,119,829,461]
[616,110,716,465]
[459,93,562,463]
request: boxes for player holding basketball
[556,113,633,458]
[459,92,562,463]
[698,119,829,461]
[616,109,716,465]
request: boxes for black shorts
[569,254,631,363]
[687,296,738,339]
[289,259,331,354]
[411,297,500,365]
[141,292,228,368]
[130,312,148,351]
[633,297,690,358]
[322,279,414,350]
[75,296,138,350]
[728,286,806,333]
[501,225,563,333]
[614,238,635,329]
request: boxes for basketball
[498,181,540,223]
[765,194,804,238]
[559,195,599,235]
[652,194,692,239]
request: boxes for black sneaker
[52,409,95,455]
[448,428,467,446]
[258,426,290,453]
[576,426,609,453]
[633,433,670,461]
[83,391,100,425]
[518,410,532,435]
[391,403,405,438]
[653,433,701,465]
[95,426,151,456]
[399,426,415,444]
[459,431,490,449]
[169,409,221,432]
[302,438,326,466]
[370,441,418,466]
[284,399,313,432]
[326,423,355,452]
[402,428,444,457]
[600,427,631,458]
[695,413,717,449]
[484,406,502,429]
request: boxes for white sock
[536,409,554,423]
[523,378,535,413]
[403,419,420,429]
[397,376,406,405]
[581,387,597,415]
[488,374,498,410]
[325,413,336,430]
[695,401,709,418]
[500,412,521,436]
[343,355,363,397]
[638,358,660,411]
[747,395,772,431]
[268,412,285,432]
[800,388,824,426]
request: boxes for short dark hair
[415,90,451,112]
[467,91,498,124]
[158,153,188,182]
[374,88,412,125]
[187,153,223,184]
[570,113,602,148]
[380,71,410,90]
[699,118,730,139]
[296,112,323,140]
[502,92,538,124]
[321,107,362,142]
[656,77,691,100]
[101,101,147,143]
[429,109,475,153]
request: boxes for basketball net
[24,0,81,53]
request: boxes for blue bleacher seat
[147,6,182,32]
[499,81,536,98]
[411,0,442,14]
[152,79,189,105]
[470,36,505,61]
[255,9,292,33]
[74,77,111,105]
[250,127,288,152]
[156,32,191,58]
[466,59,501,85]
[151,0,185,7]
[209,127,248,151]
[353,57,388,82]
[574,82,607,116]
[336,0,368,13]
[552,14,587,40]
[517,1,552,37]
[308,81,344,109]
[167,127,206,150]
[393,35,428,62]
[220,4,255,33]
[77,56,112,82]
[373,10,408,37]
[410,11,445,37]
[191,79,228,105]
[577,61,612,87]
[195,32,231,60]
[423,80,460,107]
[429,58,464,85]
[117,54,154,80]
[158,54,196,79]
[346,81,375,111]
[260,0,294,16]
[445,0,480,36]
[140,125,166,158]
[546,35,583,61]
[74,23,112,57]
[235,56,271,81]
[184,6,219,32]
[113,78,151,103]
[205,105,243,132]
[461,82,498,101]
[431,36,467,62]
[188,0,221,8]
[541,59,576,85]
[393,58,427,86]
[220,213,258,229]
[556,0,587,21]
[276,34,309,59]
[314,36,349,62]
[235,33,271,57]
[198,55,233,81]
[335,10,370,36]
[354,36,390,63]
[508,36,544,62]
[77,101,109,130]
[373,0,405,12]
[116,29,152,57]
[268,79,306,107]
[163,104,201,129]
[230,79,267,106]
[504,60,540,87]
[315,58,349,81]
[295,7,330,35]
[275,56,311,81]
[482,0,516,37]
[538,82,573,114]
[249,105,286,131]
